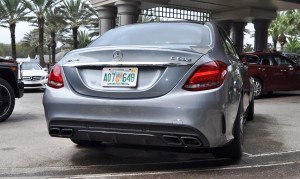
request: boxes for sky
[0,22,36,44]
[0,21,258,46]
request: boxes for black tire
[0,78,15,122]
[253,78,263,99]
[213,101,244,160]
[246,98,254,121]
[70,139,102,146]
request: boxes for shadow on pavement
[258,91,300,99]
[68,143,241,174]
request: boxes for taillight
[183,61,227,91]
[48,64,64,89]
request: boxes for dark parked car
[43,22,254,160]
[0,56,24,122]
[241,51,300,98]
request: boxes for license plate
[101,67,138,87]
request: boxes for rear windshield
[89,23,211,48]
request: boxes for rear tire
[71,139,102,146]
[213,101,244,160]
[246,98,254,121]
[253,78,263,99]
[0,78,15,122]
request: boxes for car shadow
[244,114,284,154]
[68,143,244,175]
[65,113,285,174]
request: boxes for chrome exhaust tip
[181,136,202,146]
[162,135,182,146]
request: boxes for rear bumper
[43,85,235,148]
[48,120,209,147]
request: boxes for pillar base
[97,6,117,36]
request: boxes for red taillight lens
[48,64,64,89]
[183,61,227,91]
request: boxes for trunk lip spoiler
[63,62,193,67]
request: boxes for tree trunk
[9,23,17,60]
[34,46,38,56]
[50,32,56,64]
[72,27,78,49]
[48,44,51,65]
[272,35,278,50]
[38,17,45,67]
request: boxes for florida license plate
[101,67,138,87]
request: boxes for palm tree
[87,14,100,38]
[45,7,66,65]
[243,43,254,52]
[285,10,300,37]
[285,37,300,53]
[269,16,280,50]
[21,29,39,56]
[23,0,60,67]
[0,2,6,25]
[59,0,96,49]
[77,30,91,48]
[0,0,28,60]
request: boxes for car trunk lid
[62,46,205,99]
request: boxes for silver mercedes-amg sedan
[43,22,254,160]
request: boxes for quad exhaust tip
[162,135,182,146]
[180,136,202,146]
[162,135,202,147]
[61,128,73,137]
[49,127,73,137]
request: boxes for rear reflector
[183,61,227,91]
[48,64,64,89]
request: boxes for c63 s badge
[170,56,192,63]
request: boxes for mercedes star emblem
[113,50,123,61]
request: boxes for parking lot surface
[0,90,300,178]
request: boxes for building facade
[90,0,300,52]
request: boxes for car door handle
[258,68,265,71]
[280,69,287,72]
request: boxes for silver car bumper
[43,85,235,148]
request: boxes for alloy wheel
[254,80,262,98]
[0,84,11,117]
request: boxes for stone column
[253,19,271,51]
[97,6,117,36]
[232,22,247,53]
[115,0,140,26]
[215,20,232,36]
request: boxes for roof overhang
[90,0,300,21]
